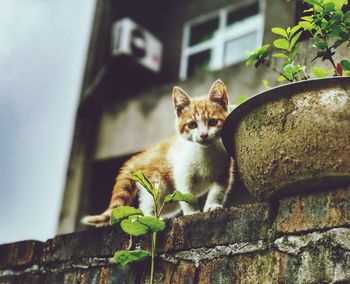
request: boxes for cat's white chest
[169,138,228,195]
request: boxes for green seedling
[111,170,198,284]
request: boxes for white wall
[0,0,95,244]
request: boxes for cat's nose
[200,133,208,140]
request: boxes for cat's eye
[187,121,197,129]
[208,118,218,126]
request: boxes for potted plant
[222,0,350,200]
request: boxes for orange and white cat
[82,80,234,227]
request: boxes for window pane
[189,17,219,46]
[224,32,258,66]
[187,50,211,77]
[227,2,259,26]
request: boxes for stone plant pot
[222,77,350,200]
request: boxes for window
[180,1,264,80]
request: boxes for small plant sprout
[246,0,350,84]
[110,170,198,284]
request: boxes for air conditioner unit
[111,18,162,73]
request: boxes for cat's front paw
[204,204,223,212]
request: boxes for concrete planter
[222,77,350,200]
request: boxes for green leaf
[273,39,289,50]
[260,44,271,53]
[324,2,335,11]
[245,57,256,66]
[271,27,287,38]
[272,53,289,58]
[278,75,287,82]
[164,190,198,206]
[303,7,314,12]
[339,31,349,40]
[313,41,327,50]
[262,80,270,89]
[120,218,149,236]
[236,95,249,105]
[328,25,342,39]
[110,206,144,225]
[304,0,324,10]
[324,0,348,10]
[246,44,270,66]
[290,25,301,36]
[304,0,321,5]
[138,216,166,232]
[311,66,335,78]
[245,56,256,66]
[290,31,303,49]
[291,43,302,58]
[282,64,305,81]
[321,19,328,30]
[332,12,343,21]
[340,60,350,71]
[114,250,151,268]
[283,64,294,80]
[130,171,156,197]
[335,12,343,21]
[301,16,313,22]
[343,10,350,20]
[312,29,323,39]
[299,21,313,31]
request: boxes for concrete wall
[2,186,350,283]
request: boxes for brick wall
[1,186,350,283]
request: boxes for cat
[82,79,234,227]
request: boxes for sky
[0,0,96,244]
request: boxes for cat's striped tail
[81,172,137,227]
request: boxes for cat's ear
[172,86,191,117]
[208,79,228,110]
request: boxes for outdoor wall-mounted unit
[111,18,162,73]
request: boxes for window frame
[180,0,265,80]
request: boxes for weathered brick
[43,271,68,283]
[36,204,271,266]
[64,268,102,284]
[277,186,350,233]
[139,260,196,284]
[274,228,350,283]
[155,203,271,252]
[79,268,101,284]
[281,246,350,283]
[195,249,350,284]
[4,192,350,284]
[155,261,178,284]
[63,270,80,284]
[171,261,196,283]
[0,273,44,284]
[0,240,43,269]
[41,227,128,263]
[98,264,140,284]
[198,251,282,283]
